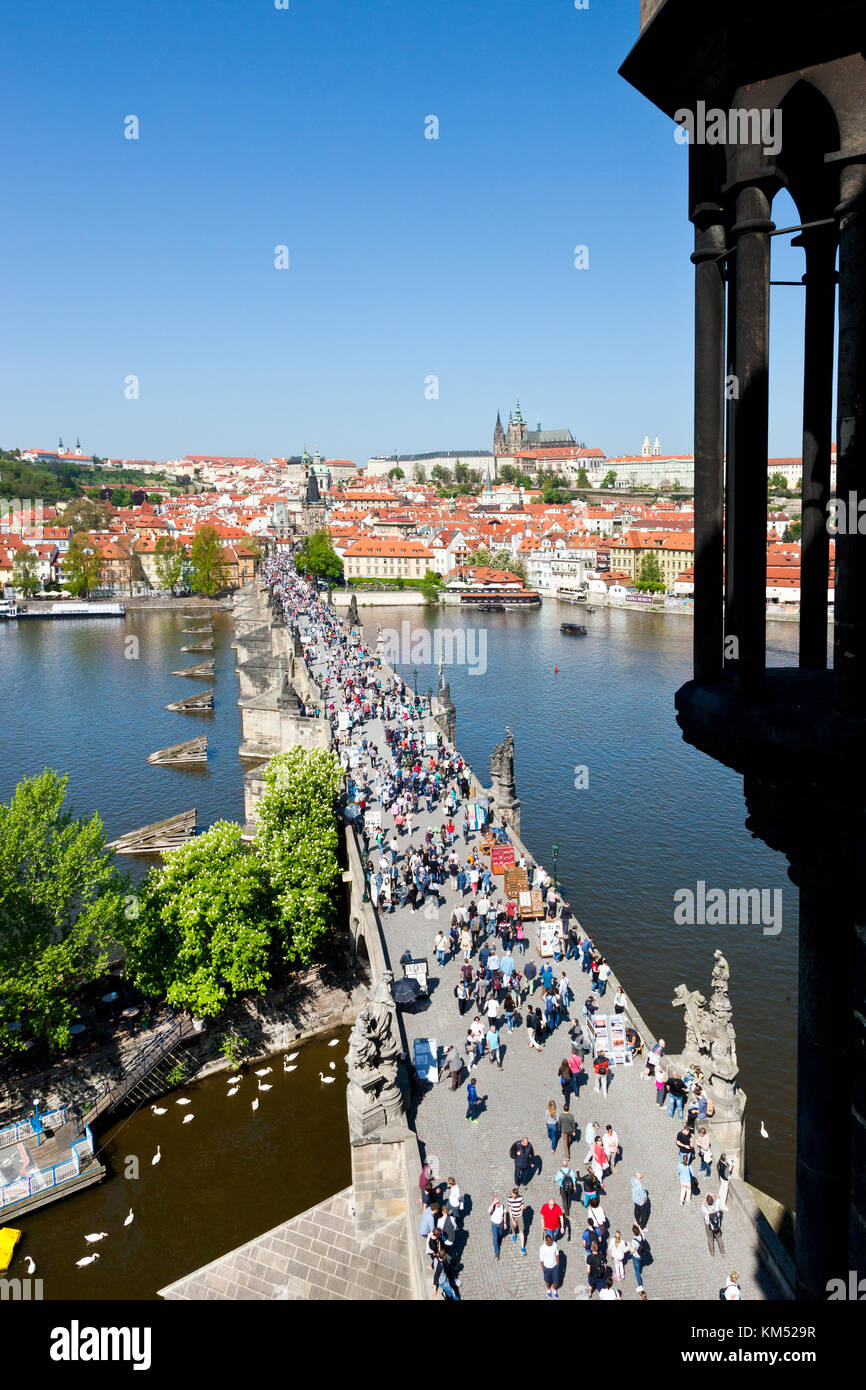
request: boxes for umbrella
[392,977,422,1006]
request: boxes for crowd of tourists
[260,560,744,1303]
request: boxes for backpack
[561,1172,576,1199]
[708,1209,723,1234]
[636,1236,650,1260]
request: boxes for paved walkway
[296,600,777,1302]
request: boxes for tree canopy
[0,771,127,1053]
[296,528,343,584]
[189,524,229,595]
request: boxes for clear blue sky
[2,0,809,465]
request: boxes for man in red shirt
[540,1195,565,1242]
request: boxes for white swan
[284,1065,297,1073]
[84,1232,108,1244]
[228,1074,242,1084]
[124,1210,134,1227]
[227,1086,239,1096]
[319,1072,336,1084]
[284,1052,299,1063]
[76,1254,100,1268]
[328,1039,339,1047]
[151,1106,167,1115]
[760,1121,769,1139]
[255,1067,272,1077]
[329,1061,336,1070]
[152,1146,161,1165]
[24,1255,36,1274]
[258,1081,272,1091]
[176,1098,191,1106]
[251,1098,259,1111]
[182,1114,194,1123]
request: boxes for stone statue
[347,593,360,629]
[346,971,405,1136]
[491,727,517,799]
[292,624,303,659]
[671,983,709,1059]
[672,952,740,1099]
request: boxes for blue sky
[2,0,809,465]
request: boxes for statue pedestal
[347,1075,404,1142]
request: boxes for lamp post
[360,842,370,903]
[413,668,418,700]
[551,843,559,896]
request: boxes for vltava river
[0,600,799,1210]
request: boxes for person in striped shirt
[507,1187,527,1254]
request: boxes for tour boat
[0,599,19,618]
[561,622,588,635]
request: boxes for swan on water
[228,1074,242,1084]
[24,1255,36,1274]
[183,1114,194,1123]
[284,1052,299,1063]
[319,1073,336,1084]
[284,1065,297,1072]
[760,1121,769,1139]
[152,1146,162,1165]
[227,1086,239,1096]
[76,1254,100,1268]
[251,1098,259,1111]
[255,1067,272,1077]
[258,1081,272,1091]
[176,1098,191,1106]
[84,1232,108,1244]
[151,1106,167,1115]
[124,1210,134,1227]
[328,1039,339,1047]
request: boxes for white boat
[0,599,19,618]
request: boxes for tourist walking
[545,1100,560,1153]
[603,1124,620,1171]
[445,1043,463,1091]
[678,1152,694,1205]
[629,1224,647,1293]
[431,1235,459,1300]
[703,1194,727,1257]
[511,1136,536,1188]
[631,1171,650,1229]
[465,1076,480,1123]
[486,1023,502,1069]
[555,1161,578,1231]
[696,1126,713,1177]
[594,1050,610,1096]
[717,1153,733,1205]
[539,1233,561,1297]
[611,1230,628,1281]
[489,1195,507,1260]
[507,1188,527,1254]
[586,1240,607,1298]
[541,1193,565,1244]
[559,1107,576,1162]
[722,1272,741,1300]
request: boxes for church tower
[507,396,527,453]
[494,411,506,455]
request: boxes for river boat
[561,622,588,635]
[6,602,126,619]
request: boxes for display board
[365,809,382,829]
[536,921,557,956]
[504,867,530,898]
[404,957,429,993]
[490,843,516,874]
[413,1037,438,1084]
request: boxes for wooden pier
[109,808,196,854]
[171,659,215,679]
[147,736,208,766]
[165,688,214,713]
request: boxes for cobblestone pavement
[306,622,777,1303]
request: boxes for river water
[0,600,799,1294]
[360,600,800,1210]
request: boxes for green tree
[61,496,111,532]
[466,547,492,567]
[769,472,788,492]
[575,466,590,488]
[387,466,405,480]
[63,535,102,596]
[154,534,188,595]
[296,528,343,584]
[189,524,229,596]
[788,520,802,542]
[121,822,275,1019]
[454,461,470,485]
[431,464,453,487]
[637,550,666,591]
[255,749,344,964]
[12,547,41,596]
[0,771,127,1054]
[412,463,426,484]
[419,568,443,605]
[601,470,618,488]
[498,464,518,484]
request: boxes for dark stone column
[833,164,866,716]
[691,202,727,683]
[795,225,837,670]
[728,184,773,690]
